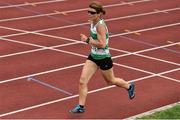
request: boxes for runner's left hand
[80,34,88,42]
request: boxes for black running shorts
[87,54,113,70]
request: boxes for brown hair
[89,1,106,15]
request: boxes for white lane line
[126,102,180,119]
[0,36,179,85]
[0,36,86,58]
[0,0,66,9]
[0,37,178,59]
[1,21,180,45]
[1,7,180,38]
[111,46,180,66]
[1,33,180,67]
[114,63,180,83]
[0,36,46,47]
[1,8,180,38]
[0,67,179,118]
[35,7,180,33]
[1,18,179,60]
[0,0,153,22]
[0,24,179,84]
[0,63,84,84]
[111,42,180,60]
[134,54,180,66]
[110,22,180,37]
[0,41,79,58]
[159,75,180,83]
[0,20,179,63]
[1,21,180,60]
[112,42,180,59]
[0,48,45,58]
[5,19,180,56]
[0,26,77,43]
[3,16,179,40]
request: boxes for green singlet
[90,19,111,60]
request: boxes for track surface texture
[0,0,179,119]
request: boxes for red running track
[0,0,180,119]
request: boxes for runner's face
[88,8,99,21]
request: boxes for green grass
[138,105,180,119]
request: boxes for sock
[128,85,131,90]
[79,105,84,108]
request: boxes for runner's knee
[79,76,88,85]
[109,79,117,85]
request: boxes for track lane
[0,64,150,114]
[0,41,178,85]
[0,0,179,118]
[0,24,179,60]
[0,24,179,81]
[114,55,179,73]
[0,0,66,9]
[38,10,180,40]
[0,50,84,81]
[0,28,22,36]
[0,0,128,20]
[0,0,47,6]
[2,33,72,47]
[0,0,179,31]
[121,25,180,46]
[109,25,180,53]
[1,75,179,119]
[0,40,38,56]
[164,70,180,81]
[141,46,180,64]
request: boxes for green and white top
[90,19,111,60]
